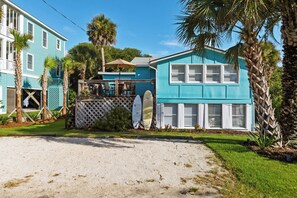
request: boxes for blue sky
[11,0,282,59]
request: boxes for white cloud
[160,39,182,48]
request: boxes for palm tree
[41,56,57,121]
[10,30,32,123]
[279,1,297,140]
[68,43,97,80]
[61,55,77,115]
[87,14,117,72]
[177,0,281,138]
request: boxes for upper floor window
[189,65,203,82]
[6,41,15,61]
[171,65,185,82]
[27,22,34,41]
[56,39,61,50]
[224,65,238,83]
[170,64,238,84]
[27,53,34,71]
[6,7,20,31]
[42,30,48,48]
[206,65,221,83]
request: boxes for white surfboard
[142,90,153,130]
[132,95,142,129]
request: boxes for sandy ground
[0,137,230,198]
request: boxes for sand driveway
[0,137,230,197]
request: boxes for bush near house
[95,106,131,131]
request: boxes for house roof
[5,0,67,41]
[149,46,245,65]
[131,57,157,66]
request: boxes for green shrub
[94,106,132,131]
[0,116,10,125]
[52,110,61,119]
[27,112,40,121]
[249,130,280,149]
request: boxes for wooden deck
[78,79,156,97]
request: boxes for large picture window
[184,104,198,127]
[232,104,246,128]
[164,104,178,127]
[208,104,222,128]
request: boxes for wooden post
[115,80,119,96]
[78,80,83,96]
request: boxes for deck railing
[78,79,156,97]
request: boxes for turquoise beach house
[0,0,67,114]
[151,47,254,131]
[130,47,254,131]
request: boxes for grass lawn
[0,120,296,197]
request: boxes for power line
[41,0,86,32]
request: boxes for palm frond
[225,42,244,70]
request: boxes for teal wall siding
[156,49,253,104]
[23,16,65,79]
[135,66,155,96]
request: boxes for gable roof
[131,57,157,66]
[149,46,244,65]
[5,0,67,41]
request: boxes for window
[224,65,238,83]
[184,104,198,127]
[189,65,203,82]
[27,54,33,70]
[27,22,34,41]
[56,63,61,77]
[208,104,222,128]
[6,41,15,61]
[164,104,178,127]
[56,39,61,50]
[6,7,20,31]
[171,65,185,82]
[206,65,221,83]
[232,105,246,128]
[42,30,48,48]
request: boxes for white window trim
[27,21,34,43]
[56,38,61,51]
[170,64,240,85]
[26,53,34,71]
[42,30,48,49]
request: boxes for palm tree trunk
[15,52,22,123]
[101,46,105,72]
[280,2,297,140]
[80,63,86,81]
[62,69,68,116]
[42,68,48,121]
[242,31,281,139]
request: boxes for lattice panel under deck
[75,97,134,129]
